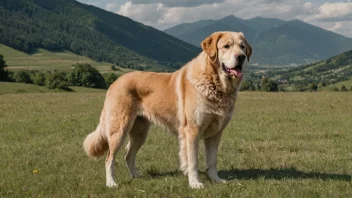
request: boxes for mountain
[0,0,200,71]
[268,50,352,90]
[165,15,257,47]
[245,17,285,31]
[164,16,352,65]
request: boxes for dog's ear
[244,39,252,62]
[201,32,223,62]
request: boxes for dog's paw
[131,172,143,178]
[207,171,227,183]
[214,178,227,183]
[106,181,118,188]
[189,181,204,189]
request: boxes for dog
[83,31,252,189]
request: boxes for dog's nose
[236,54,246,62]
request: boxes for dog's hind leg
[105,108,136,187]
[125,116,150,178]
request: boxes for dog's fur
[83,31,252,189]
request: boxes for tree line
[1,55,350,92]
[0,55,118,90]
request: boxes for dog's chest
[194,96,236,137]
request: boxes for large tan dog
[83,31,252,189]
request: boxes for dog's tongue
[229,68,243,79]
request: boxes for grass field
[0,82,107,94]
[334,79,352,90]
[0,44,133,74]
[0,92,351,197]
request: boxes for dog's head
[201,31,252,80]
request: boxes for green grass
[319,79,352,91]
[0,92,351,197]
[334,79,352,89]
[0,44,133,74]
[0,82,107,94]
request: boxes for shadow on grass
[145,167,351,181]
[146,169,181,178]
[218,167,351,181]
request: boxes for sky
[77,0,352,38]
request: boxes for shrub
[13,70,33,84]
[308,83,318,92]
[32,72,46,86]
[0,55,13,82]
[260,77,279,92]
[0,54,7,81]
[45,70,70,90]
[340,84,348,92]
[69,63,106,89]
[111,65,119,71]
[241,80,256,91]
[103,73,118,88]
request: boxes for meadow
[0,44,133,75]
[0,82,107,94]
[0,92,351,197]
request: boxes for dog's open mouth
[222,63,243,79]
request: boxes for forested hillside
[0,0,200,70]
[268,50,352,91]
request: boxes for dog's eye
[239,45,245,49]
[224,44,230,49]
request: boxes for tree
[111,65,119,71]
[266,80,279,92]
[340,84,348,92]
[0,54,9,81]
[308,83,318,92]
[293,84,307,92]
[241,80,256,91]
[260,76,269,91]
[45,70,70,90]
[103,73,118,88]
[318,81,325,88]
[68,63,106,89]
[260,77,278,92]
[32,72,46,86]
[13,70,33,84]
[0,54,6,70]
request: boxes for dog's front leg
[185,125,204,189]
[178,130,188,175]
[204,130,226,183]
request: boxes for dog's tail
[83,122,108,157]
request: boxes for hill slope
[0,0,200,70]
[164,16,352,65]
[0,44,133,74]
[268,50,352,89]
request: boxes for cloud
[306,2,352,22]
[118,0,313,28]
[118,2,166,25]
[115,0,352,37]
[105,3,117,11]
